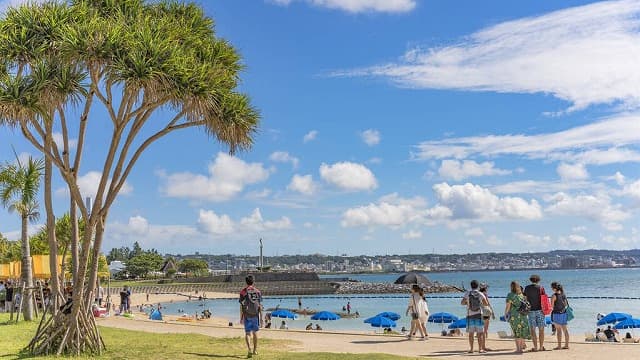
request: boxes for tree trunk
[70,198,79,286]
[44,154,61,309]
[27,220,104,356]
[21,215,34,321]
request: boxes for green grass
[0,314,416,359]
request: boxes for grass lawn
[0,314,417,359]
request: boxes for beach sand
[98,316,639,359]
[124,291,235,307]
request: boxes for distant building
[560,257,578,269]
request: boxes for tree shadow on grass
[183,352,246,359]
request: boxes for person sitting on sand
[306,323,313,330]
[280,321,288,330]
[401,326,407,334]
[315,324,322,331]
[604,326,618,342]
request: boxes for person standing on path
[406,284,428,340]
[524,274,547,351]
[461,280,489,353]
[479,284,495,350]
[239,275,263,359]
[505,281,531,354]
[551,283,570,350]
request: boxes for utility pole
[259,238,263,272]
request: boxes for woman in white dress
[406,284,428,340]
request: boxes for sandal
[562,346,569,350]
[553,346,562,350]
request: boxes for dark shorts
[244,317,259,333]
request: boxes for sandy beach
[98,316,639,359]
[120,291,235,307]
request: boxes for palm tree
[0,156,44,321]
[0,1,259,355]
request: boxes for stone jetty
[333,281,462,294]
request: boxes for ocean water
[153,268,640,336]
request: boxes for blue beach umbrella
[614,318,640,330]
[365,315,396,328]
[428,312,459,324]
[375,312,401,321]
[271,309,298,319]
[448,318,467,329]
[597,312,632,326]
[311,311,340,321]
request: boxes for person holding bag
[550,283,570,350]
[406,284,427,340]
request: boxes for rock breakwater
[333,281,462,294]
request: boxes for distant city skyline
[1,0,639,255]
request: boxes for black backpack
[468,290,482,312]
[242,287,261,317]
[517,296,531,315]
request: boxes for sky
[1,0,640,256]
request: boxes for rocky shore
[333,281,463,294]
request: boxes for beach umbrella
[545,316,552,325]
[614,318,640,330]
[311,311,340,321]
[394,272,432,285]
[597,312,632,326]
[375,312,401,321]
[271,309,298,319]
[428,312,459,324]
[365,315,396,328]
[448,318,467,329]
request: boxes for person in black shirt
[604,326,618,342]
[524,274,546,351]
[5,282,14,313]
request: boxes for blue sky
[1,0,640,255]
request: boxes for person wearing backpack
[524,274,547,351]
[505,281,531,354]
[239,275,263,358]
[461,280,489,353]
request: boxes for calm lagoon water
[155,268,640,335]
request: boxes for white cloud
[198,208,292,235]
[338,0,640,111]
[558,234,589,248]
[432,182,542,221]
[197,210,234,235]
[52,132,77,151]
[161,152,269,202]
[557,163,589,181]
[360,129,381,146]
[367,157,382,164]
[465,227,484,237]
[412,115,640,166]
[287,174,317,195]
[271,0,416,13]
[55,171,133,200]
[611,171,626,185]
[303,130,318,143]
[402,230,422,239]
[320,161,377,191]
[545,192,630,230]
[623,179,640,201]
[572,226,587,233]
[491,179,594,195]
[240,208,292,231]
[438,159,510,181]
[341,194,426,227]
[127,215,149,235]
[269,151,299,168]
[513,232,551,247]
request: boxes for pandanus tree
[0,156,44,321]
[0,0,259,355]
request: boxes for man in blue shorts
[461,280,489,353]
[524,274,547,351]
[239,275,263,358]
